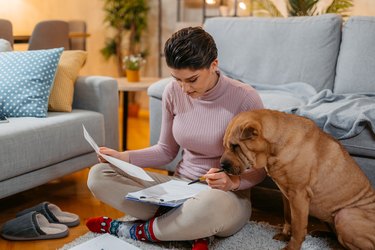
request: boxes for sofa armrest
[73,76,119,150]
[147,77,173,146]
[147,77,173,100]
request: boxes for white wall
[352,0,375,15]
[0,0,159,78]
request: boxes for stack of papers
[69,233,140,250]
[83,125,154,182]
[83,125,210,208]
[126,180,210,207]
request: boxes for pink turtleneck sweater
[129,73,266,190]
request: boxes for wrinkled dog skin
[220,109,375,250]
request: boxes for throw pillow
[48,50,88,112]
[0,48,63,117]
[0,39,12,52]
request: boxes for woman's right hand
[97,147,125,163]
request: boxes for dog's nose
[220,161,232,172]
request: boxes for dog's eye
[230,144,239,151]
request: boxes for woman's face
[170,60,219,99]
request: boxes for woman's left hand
[204,168,240,191]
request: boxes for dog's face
[220,112,269,175]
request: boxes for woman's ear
[211,59,219,72]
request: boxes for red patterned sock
[129,218,159,242]
[86,216,159,242]
[192,238,209,250]
[86,216,113,234]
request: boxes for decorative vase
[126,69,140,82]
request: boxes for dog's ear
[240,126,259,140]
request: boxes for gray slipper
[16,201,80,227]
[1,211,68,241]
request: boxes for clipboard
[125,180,210,207]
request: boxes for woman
[86,26,266,250]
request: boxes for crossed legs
[87,163,252,241]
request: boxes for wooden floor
[0,108,331,250]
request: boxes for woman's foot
[86,216,133,238]
[86,216,159,242]
[192,237,210,250]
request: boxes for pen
[187,169,225,185]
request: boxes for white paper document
[83,125,154,182]
[68,233,141,250]
[125,180,210,207]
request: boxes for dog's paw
[281,245,297,250]
[273,233,291,242]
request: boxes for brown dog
[220,109,375,250]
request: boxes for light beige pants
[87,163,252,241]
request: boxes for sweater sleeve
[240,85,264,112]
[128,83,180,168]
[236,83,266,189]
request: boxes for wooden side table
[117,77,161,150]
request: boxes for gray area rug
[60,216,342,250]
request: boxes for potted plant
[253,0,353,17]
[101,0,149,76]
[123,54,145,82]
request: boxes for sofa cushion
[0,110,104,182]
[0,48,63,117]
[259,92,307,111]
[48,50,87,112]
[334,16,375,94]
[340,127,375,158]
[204,14,342,92]
[254,82,317,111]
[352,156,375,187]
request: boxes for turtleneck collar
[196,71,226,101]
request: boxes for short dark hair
[164,26,218,70]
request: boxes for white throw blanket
[248,80,375,140]
[284,89,375,139]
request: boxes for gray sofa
[0,76,118,199]
[147,14,375,189]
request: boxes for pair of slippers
[1,201,80,241]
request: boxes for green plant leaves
[101,0,149,76]
[288,0,319,16]
[100,39,117,60]
[253,0,283,17]
[253,0,353,17]
[326,0,353,17]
